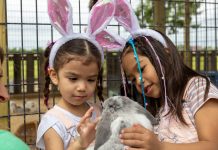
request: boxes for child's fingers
[79,107,94,124]
[84,107,94,118]
[77,116,100,133]
[121,124,149,134]
[77,107,95,131]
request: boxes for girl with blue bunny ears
[102,0,218,149]
[36,0,122,149]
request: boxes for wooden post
[185,0,190,51]
[106,52,121,97]
[154,0,166,34]
[209,51,216,71]
[14,54,22,94]
[184,0,192,67]
[196,51,200,72]
[0,0,8,130]
[26,54,35,93]
[39,52,45,93]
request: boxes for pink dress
[154,77,218,143]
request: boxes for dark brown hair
[44,39,104,107]
[89,0,98,11]
[121,31,210,124]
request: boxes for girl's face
[122,52,161,98]
[0,61,10,103]
[50,56,99,106]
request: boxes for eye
[88,78,97,82]
[69,77,77,81]
[131,77,136,84]
[140,66,145,72]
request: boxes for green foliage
[135,0,153,27]
[135,0,202,34]
[8,47,44,53]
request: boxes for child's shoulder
[39,106,64,128]
[184,76,209,97]
[183,76,218,115]
[184,76,218,96]
[187,76,207,86]
[39,105,77,130]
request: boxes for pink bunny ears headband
[88,0,168,51]
[93,0,171,112]
[47,0,119,68]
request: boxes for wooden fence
[8,50,218,94]
[8,53,44,94]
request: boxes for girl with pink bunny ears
[98,0,218,149]
[36,0,125,149]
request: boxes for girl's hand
[120,124,161,150]
[76,107,100,149]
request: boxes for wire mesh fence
[0,0,217,149]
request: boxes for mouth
[144,84,152,95]
[74,96,87,99]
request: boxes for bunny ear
[47,0,73,36]
[114,0,140,34]
[87,0,115,36]
[95,29,126,51]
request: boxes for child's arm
[120,99,218,150]
[67,107,100,150]
[43,128,64,150]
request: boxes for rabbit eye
[108,104,113,108]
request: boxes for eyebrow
[65,72,98,78]
[126,59,144,78]
[133,59,143,69]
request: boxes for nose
[77,80,87,92]
[135,75,145,93]
[136,74,145,85]
[0,83,10,103]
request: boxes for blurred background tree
[135,0,202,34]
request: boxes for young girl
[120,34,218,150]
[36,38,103,150]
[36,0,116,149]
[103,0,218,149]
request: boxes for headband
[48,0,121,68]
[115,0,170,112]
[97,0,170,112]
[94,0,168,49]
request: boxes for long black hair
[121,31,210,124]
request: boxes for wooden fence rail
[8,53,44,94]
[8,51,218,94]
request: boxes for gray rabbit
[88,96,157,150]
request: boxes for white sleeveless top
[36,102,101,149]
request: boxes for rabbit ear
[87,0,115,36]
[47,0,73,36]
[95,29,126,51]
[114,0,140,34]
